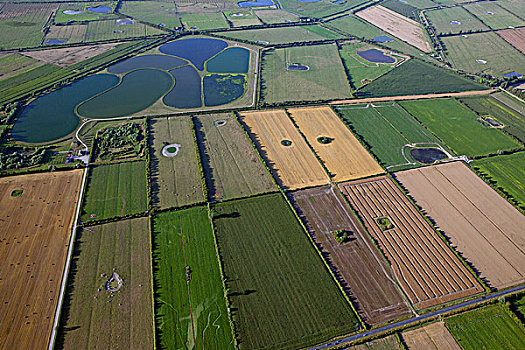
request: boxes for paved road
[311,285,525,350]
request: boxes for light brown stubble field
[290,186,410,325]
[356,5,431,52]
[0,170,83,349]
[496,27,525,54]
[22,43,119,67]
[402,321,460,350]
[288,106,384,182]
[339,176,484,310]
[240,110,329,189]
[396,161,525,289]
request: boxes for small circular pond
[357,49,395,64]
[410,147,447,164]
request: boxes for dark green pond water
[107,54,187,74]
[204,74,246,107]
[12,74,119,143]
[77,69,173,118]
[206,47,250,73]
[163,66,202,109]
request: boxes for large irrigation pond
[13,38,251,143]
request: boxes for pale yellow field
[240,110,329,189]
[403,322,460,350]
[356,5,431,52]
[288,106,383,182]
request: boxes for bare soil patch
[22,43,118,67]
[403,321,460,350]
[496,27,525,54]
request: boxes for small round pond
[159,38,228,70]
[238,0,274,7]
[206,47,250,73]
[107,54,187,74]
[204,74,246,107]
[77,69,173,118]
[410,147,447,164]
[163,66,202,109]
[373,35,393,43]
[357,49,395,63]
[12,74,119,143]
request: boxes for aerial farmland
[0,0,524,348]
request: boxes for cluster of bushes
[332,229,352,244]
[95,122,145,160]
[0,147,47,170]
[0,102,19,124]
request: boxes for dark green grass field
[336,103,445,169]
[446,304,525,349]
[471,152,525,212]
[400,98,521,157]
[354,60,486,98]
[81,161,148,222]
[458,96,525,143]
[59,217,154,349]
[212,193,359,350]
[152,207,234,350]
[509,293,525,322]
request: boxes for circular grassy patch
[11,189,23,197]
[281,139,292,146]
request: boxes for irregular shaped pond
[204,74,246,107]
[87,6,112,13]
[163,66,202,109]
[410,147,447,164]
[107,54,187,74]
[238,0,274,7]
[357,49,395,63]
[373,35,393,43]
[63,10,83,15]
[77,69,173,118]
[206,47,250,73]
[45,39,68,45]
[288,63,309,71]
[159,38,228,71]
[12,74,119,143]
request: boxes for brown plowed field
[240,110,329,189]
[497,27,525,54]
[339,176,483,310]
[356,5,431,52]
[396,162,525,289]
[0,170,83,349]
[288,107,384,182]
[290,186,409,325]
[403,321,460,350]
[22,43,118,67]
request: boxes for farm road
[330,89,496,105]
[310,284,525,350]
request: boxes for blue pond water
[207,47,250,73]
[288,63,309,70]
[163,66,202,108]
[87,6,112,13]
[107,54,187,74]
[333,1,345,3]
[373,35,393,43]
[450,21,460,25]
[45,39,68,45]
[357,49,395,63]
[159,38,228,70]
[398,0,407,3]
[117,18,133,24]
[12,74,119,143]
[503,71,522,78]
[238,0,273,7]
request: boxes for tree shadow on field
[213,211,240,220]
[148,119,162,208]
[193,117,217,201]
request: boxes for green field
[118,1,182,29]
[464,1,525,30]
[213,193,359,350]
[54,2,117,24]
[0,3,54,49]
[336,103,446,169]
[426,6,489,35]
[459,95,525,143]
[59,217,154,349]
[509,293,525,322]
[195,114,275,201]
[224,10,261,27]
[152,207,234,350]
[400,98,521,157]
[149,117,204,209]
[381,0,422,22]
[338,42,397,89]
[471,152,525,212]
[278,0,369,19]
[446,304,525,349]
[181,12,228,31]
[81,161,148,222]
[221,25,342,44]
[354,59,485,98]
[261,44,351,104]
[253,9,299,24]
[442,32,525,76]
[0,53,43,81]
[85,20,164,41]
[495,0,525,21]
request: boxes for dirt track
[0,170,83,349]
[330,89,496,106]
[402,321,460,350]
[339,176,483,310]
[240,110,329,189]
[290,186,409,325]
[396,162,525,289]
[288,107,384,182]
